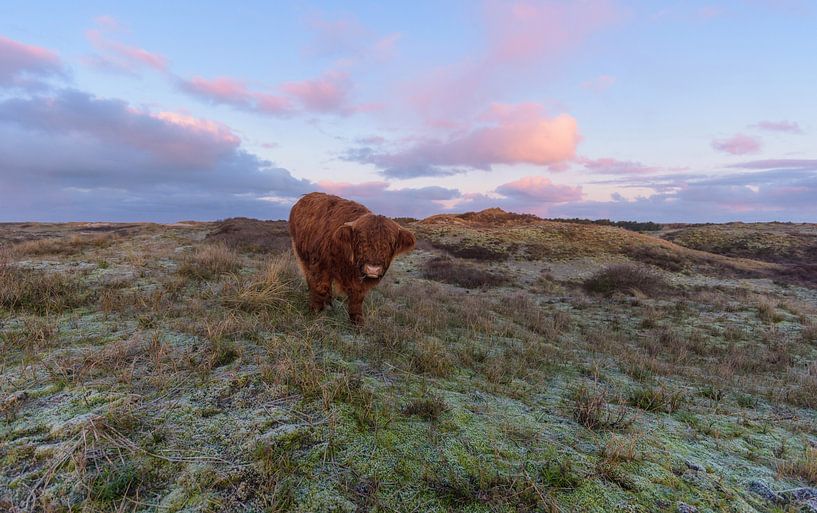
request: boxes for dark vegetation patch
[206,217,290,253]
[422,256,508,289]
[626,245,687,272]
[545,218,663,232]
[583,263,670,297]
[431,240,510,261]
[402,394,448,421]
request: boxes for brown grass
[177,244,241,280]
[571,384,633,431]
[0,264,91,314]
[628,385,685,413]
[221,255,302,318]
[777,446,817,485]
[12,233,116,256]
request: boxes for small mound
[206,217,290,253]
[420,208,540,227]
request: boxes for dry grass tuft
[803,323,817,344]
[221,254,302,318]
[0,264,91,314]
[12,233,116,256]
[628,385,685,413]
[756,298,784,324]
[571,384,633,431]
[777,446,817,485]
[177,244,241,280]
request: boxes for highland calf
[288,192,416,324]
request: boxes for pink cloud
[581,74,616,92]
[0,35,64,87]
[282,71,352,113]
[85,17,167,74]
[711,134,762,155]
[484,0,619,64]
[406,0,619,125]
[178,71,358,117]
[495,176,582,203]
[751,120,803,134]
[347,103,579,177]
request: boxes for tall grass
[177,244,241,280]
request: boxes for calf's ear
[396,228,416,255]
[333,223,356,263]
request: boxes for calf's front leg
[346,288,365,325]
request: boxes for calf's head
[333,214,415,280]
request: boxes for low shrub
[583,263,669,297]
[422,256,508,289]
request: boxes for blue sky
[1,0,815,222]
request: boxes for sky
[1,0,816,223]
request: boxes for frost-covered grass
[1,219,816,512]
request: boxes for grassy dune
[1,213,816,512]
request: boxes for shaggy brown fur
[289,192,416,324]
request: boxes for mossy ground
[1,218,816,512]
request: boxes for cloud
[577,157,660,175]
[750,120,803,134]
[0,89,312,221]
[316,181,460,217]
[729,159,817,170]
[303,12,400,61]
[580,74,616,92]
[178,76,294,116]
[551,168,817,222]
[711,133,762,155]
[282,71,354,113]
[177,70,360,117]
[344,103,579,178]
[0,35,65,88]
[84,17,168,75]
[406,0,619,125]
[495,176,582,203]
[450,175,582,217]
